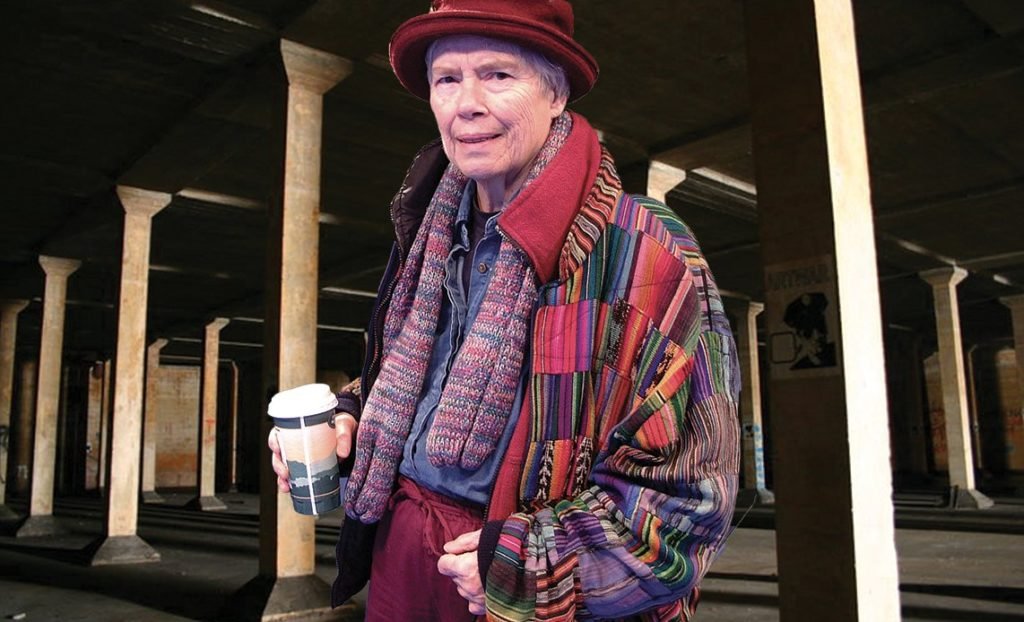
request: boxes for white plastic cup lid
[268,383,339,419]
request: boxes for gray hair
[425,36,570,102]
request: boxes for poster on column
[764,255,841,380]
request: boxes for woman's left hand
[438,529,485,616]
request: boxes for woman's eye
[493,72,512,80]
[435,75,456,85]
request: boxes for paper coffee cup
[268,383,343,516]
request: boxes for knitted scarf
[345,113,573,523]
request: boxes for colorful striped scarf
[345,113,573,523]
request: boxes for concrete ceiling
[1,0,1022,370]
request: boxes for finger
[468,602,485,616]
[271,450,289,479]
[443,528,482,555]
[456,582,484,604]
[335,414,357,459]
[267,429,280,453]
[437,553,457,578]
[270,450,291,493]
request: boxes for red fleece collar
[496,111,602,284]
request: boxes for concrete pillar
[13,359,37,495]
[730,300,774,506]
[919,268,992,508]
[85,362,103,491]
[141,339,168,503]
[87,186,170,565]
[16,256,80,537]
[55,362,72,494]
[190,318,229,511]
[0,300,30,520]
[646,161,686,204]
[98,359,112,492]
[744,1,900,619]
[965,344,984,471]
[229,361,240,492]
[240,40,352,619]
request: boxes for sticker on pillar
[764,256,840,379]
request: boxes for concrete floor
[1,493,1022,621]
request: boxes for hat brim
[389,10,599,102]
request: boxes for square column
[0,300,30,520]
[87,186,170,565]
[646,160,686,204]
[189,318,229,511]
[12,359,37,495]
[16,256,80,538]
[235,40,352,620]
[85,362,104,491]
[142,339,167,503]
[920,268,993,508]
[728,299,774,506]
[98,358,112,492]
[744,1,900,619]
[228,361,240,492]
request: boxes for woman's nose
[455,79,485,117]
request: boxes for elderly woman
[272,1,740,620]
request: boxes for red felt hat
[389,0,599,102]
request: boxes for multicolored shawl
[345,113,573,523]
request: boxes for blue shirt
[397,183,527,506]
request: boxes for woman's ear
[550,93,568,118]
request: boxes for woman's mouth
[458,133,501,144]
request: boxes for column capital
[206,317,230,332]
[280,40,353,95]
[116,186,172,218]
[38,255,81,278]
[646,160,687,204]
[1000,294,1024,312]
[919,266,968,288]
[1,299,30,316]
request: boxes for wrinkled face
[428,35,567,195]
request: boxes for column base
[225,574,361,621]
[951,487,994,509]
[141,490,166,504]
[187,495,228,511]
[15,514,68,538]
[85,534,161,565]
[736,487,775,508]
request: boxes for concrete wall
[154,365,200,488]
[980,347,1024,473]
[996,348,1024,471]
[924,347,1024,476]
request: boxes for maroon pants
[365,477,484,622]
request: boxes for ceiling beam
[650,31,1024,171]
[876,176,1024,221]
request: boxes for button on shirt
[398,183,528,506]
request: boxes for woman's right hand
[268,430,291,494]
[268,413,358,494]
